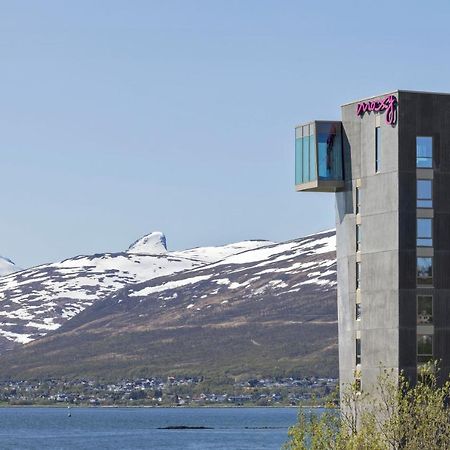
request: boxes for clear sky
[2,0,450,267]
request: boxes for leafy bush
[284,363,450,450]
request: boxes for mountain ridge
[0,229,338,380]
[0,233,274,350]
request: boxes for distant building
[295,91,450,396]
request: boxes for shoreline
[0,404,331,409]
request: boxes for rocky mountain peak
[127,231,167,254]
[0,256,20,276]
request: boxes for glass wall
[317,122,343,181]
[295,121,343,187]
[295,124,316,185]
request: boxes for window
[356,187,360,215]
[417,218,433,247]
[317,122,343,181]
[356,262,361,289]
[417,257,433,285]
[303,129,310,182]
[417,179,432,208]
[356,338,361,365]
[356,303,361,321]
[417,334,433,363]
[356,224,361,252]
[417,296,433,324]
[416,136,433,168]
[375,127,381,172]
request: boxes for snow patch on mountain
[0,233,276,348]
[172,240,274,264]
[125,229,337,303]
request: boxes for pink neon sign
[356,95,397,125]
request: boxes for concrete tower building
[295,91,450,394]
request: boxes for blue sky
[2,0,450,267]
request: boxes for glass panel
[417,218,432,247]
[309,134,316,182]
[356,303,361,321]
[356,262,361,289]
[317,122,343,181]
[417,179,432,208]
[375,127,381,172]
[416,136,433,168]
[417,257,433,285]
[356,187,360,214]
[295,137,303,185]
[417,296,433,324]
[303,135,310,183]
[356,224,361,251]
[417,334,433,356]
[356,338,361,365]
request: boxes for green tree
[284,362,450,450]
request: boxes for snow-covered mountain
[0,230,338,380]
[0,233,271,349]
[0,256,21,277]
[127,231,168,254]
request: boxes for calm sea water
[0,406,317,450]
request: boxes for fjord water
[0,407,306,449]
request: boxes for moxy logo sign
[356,95,398,126]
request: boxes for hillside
[0,232,270,351]
[0,230,338,380]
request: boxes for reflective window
[356,338,361,365]
[416,137,433,168]
[317,122,343,181]
[417,334,433,363]
[356,262,361,289]
[295,132,303,185]
[356,224,361,252]
[303,130,310,182]
[417,296,433,325]
[309,134,316,183]
[356,187,360,215]
[417,257,433,285]
[417,218,433,247]
[417,179,432,208]
[356,303,361,321]
[375,127,381,172]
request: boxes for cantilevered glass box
[295,121,344,192]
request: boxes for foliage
[284,362,450,450]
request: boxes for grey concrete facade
[338,91,400,392]
[296,91,450,398]
[297,90,450,397]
